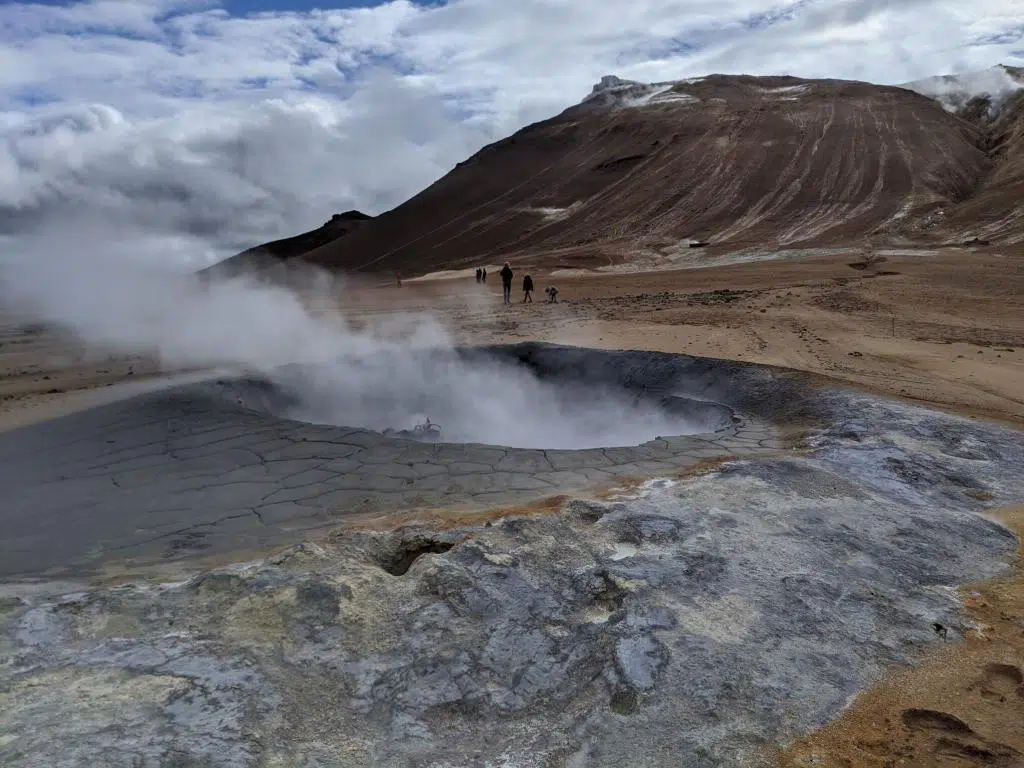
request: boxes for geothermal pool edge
[1,344,795,578]
[2,344,1024,767]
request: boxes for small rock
[188,572,248,597]
[615,635,669,691]
[483,552,517,567]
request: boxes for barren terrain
[778,506,1024,768]
[348,246,1024,429]
[13,247,1023,429]
[2,245,1022,765]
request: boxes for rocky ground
[1,386,1022,766]
[1,248,1023,766]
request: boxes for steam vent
[3,343,1024,767]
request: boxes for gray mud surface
[1,345,787,578]
[1,344,1022,767]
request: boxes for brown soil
[0,319,166,431]
[338,456,748,535]
[340,246,1024,429]
[337,494,575,533]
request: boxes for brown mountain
[215,69,1024,277]
[203,210,372,277]
[912,67,1024,244]
[939,88,1024,244]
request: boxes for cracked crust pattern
[1,345,790,577]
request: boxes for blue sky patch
[11,88,59,107]
[12,0,432,16]
[217,0,407,12]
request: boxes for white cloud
[0,78,496,268]
[0,0,1021,270]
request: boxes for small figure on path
[522,274,534,303]
[500,262,514,305]
[481,267,487,283]
[546,285,559,303]
[475,267,482,283]
[395,272,402,287]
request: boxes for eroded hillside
[206,210,372,277]
[296,73,994,274]
[911,66,1024,244]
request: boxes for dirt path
[349,247,1024,428]
[0,318,166,429]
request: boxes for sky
[0,0,1022,269]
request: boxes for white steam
[900,65,1024,116]
[1,233,712,449]
[267,350,718,450]
[0,83,497,269]
[0,228,450,374]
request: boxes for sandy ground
[347,247,1024,429]
[0,318,167,429]
[1,245,1022,762]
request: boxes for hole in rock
[380,539,455,576]
[211,346,735,450]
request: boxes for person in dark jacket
[499,262,514,304]
[475,267,481,283]
[522,274,534,303]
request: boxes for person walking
[522,274,534,303]
[475,268,481,283]
[500,262,514,305]
[482,267,487,283]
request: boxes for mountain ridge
[206,210,372,277]
[206,66,1024,277]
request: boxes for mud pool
[1,344,1022,767]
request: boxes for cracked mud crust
[0,343,1022,767]
[1,344,793,578]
